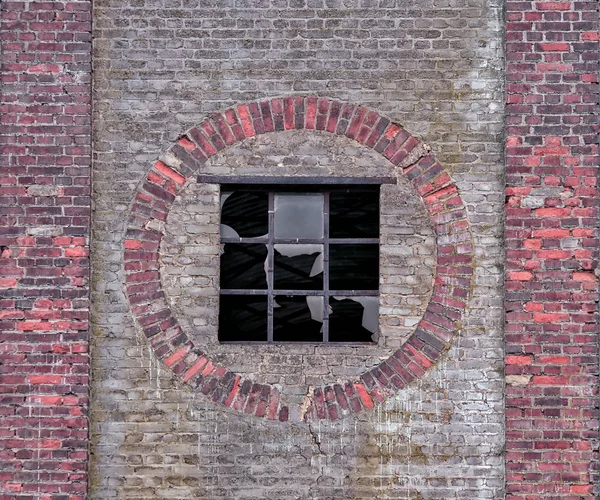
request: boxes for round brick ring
[124,96,474,423]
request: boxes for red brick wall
[505,0,599,497]
[0,1,92,498]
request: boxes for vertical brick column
[0,1,92,498]
[505,0,599,498]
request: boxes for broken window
[210,178,390,344]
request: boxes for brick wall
[1,0,597,498]
[90,0,505,498]
[0,1,92,498]
[505,0,600,497]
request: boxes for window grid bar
[221,237,379,245]
[322,192,330,343]
[267,191,274,343]
[220,341,375,346]
[220,289,379,296]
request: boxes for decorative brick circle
[124,96,474,423]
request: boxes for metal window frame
[199,175,397,186]
[216,181,387,345]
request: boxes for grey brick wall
[91,0,505,498]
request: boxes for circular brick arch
[123,96,474,423]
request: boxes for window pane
[221,191,268,238]
[329,244,379,290]
[273,296,323,342]
[329,296,378,342]
[330,190,379,238]
[274,244,323,290]
[220,243,268,289]
[219,295,268,342]
[274,193,324,239]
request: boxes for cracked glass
[218,185,380,344]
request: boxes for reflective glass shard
[329,244,379,290]
[274,244,323,290]
[221,191,268,238]
[220,243,268,289]
[273,296,323,342]
[274,193,324,239]
[330,190,379,238]
[219,295,268,341]
[329,297,377,342]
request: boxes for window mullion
[267,191,274,343]
[323,191,330,343]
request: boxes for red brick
[353,383,374,410]
[573,272,596,282]
[537,42,569,51]
[506,356,531,365]
[154,161,186,186]
[27,375,62,384]
[236,105,255,137]
[533,313,569,323]
[124,239,142,250]
[177,136,196,152]
[283,96,294,130]
[182,356,208,382]
[535,1,570,9]
[223,376,241,407]
[164,347,189,367]
[535,208,570,217]
[267,388,280,420]
[536,356,570,365]
[189,127,218,156]
[0,277,18,287]
[65,247,88,257]
[28,63,61,72]
[532,376,570,385]
[201,360,216,376]
[508,272,533,281]
[532,228,570,238]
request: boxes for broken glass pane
[220,243,268,289]
[220,191,268,238]
[329,296,377,342]
[273,296,323,342]
[219,295,268,341]
[330,190,379,238]
[329,244,378,290]
[274,193,324,239]
[274,244,323,290]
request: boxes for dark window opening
[213,179,390,344]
